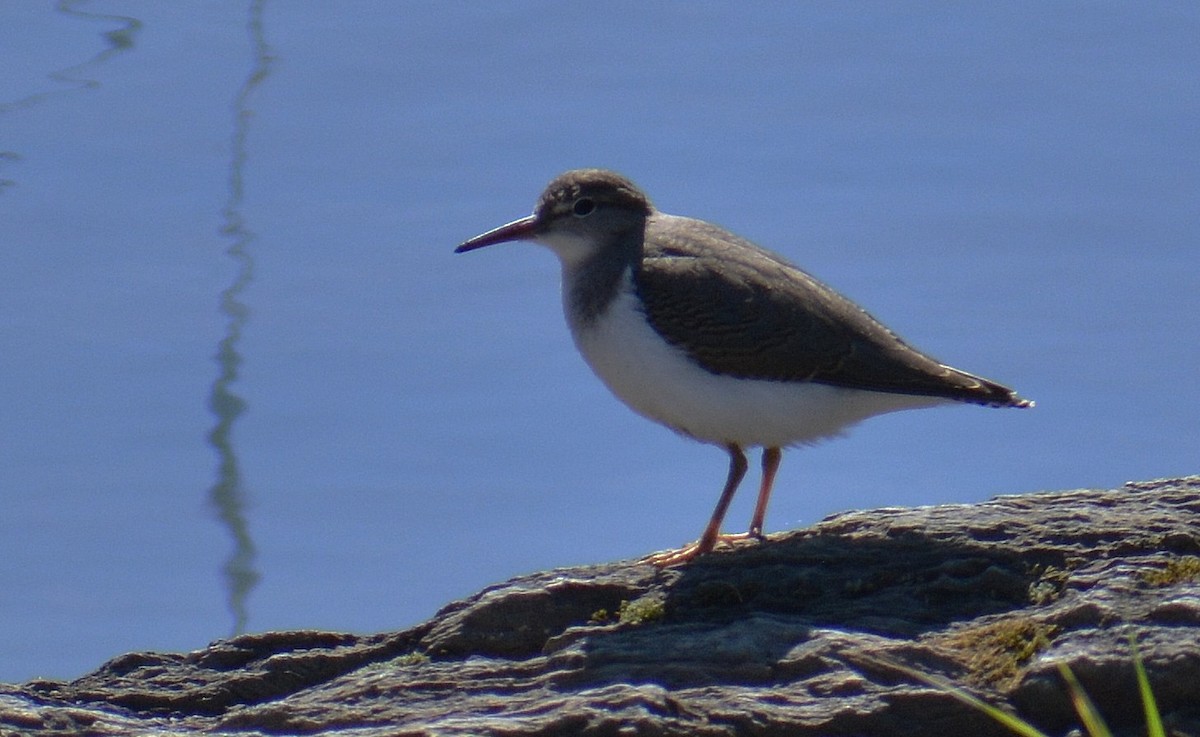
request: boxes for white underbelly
[568,273,948,448]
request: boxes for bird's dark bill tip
[455,214,539,253]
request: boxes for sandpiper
[456,169,1032,565]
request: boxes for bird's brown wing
[634,219,1027,407]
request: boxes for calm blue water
[1,2,1197,683]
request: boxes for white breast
[565,269,948,448]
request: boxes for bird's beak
[454,214,540,253]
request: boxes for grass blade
[1129,635,1165,737]
[1056,662,1111,737]
[869,656,1049,737]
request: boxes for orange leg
[644,444,748,567]
[748,446,782,539]
[708,446,783,545]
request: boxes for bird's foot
[717,530,768,543]
[641,542,707,567]
[640,532,766,567]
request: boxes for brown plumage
[635,215,1031,408]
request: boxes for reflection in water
[0,3,141,192]
[0,2,141,114]
[208,0,273,636]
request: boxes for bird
[455,169,1033,566]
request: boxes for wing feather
[634,216,1028,407]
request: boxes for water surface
[1,2,1197,682]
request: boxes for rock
[3,476,1199,736]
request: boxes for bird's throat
[563,240,640,329]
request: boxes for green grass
[1140,555,1200,587]
[872,634,1163,737]
[936,619,1060,689]
[395,651,430,666]
[589,596,666,626]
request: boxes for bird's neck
[563,232,642,330]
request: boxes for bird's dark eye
[572,197,595,217]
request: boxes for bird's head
[455,169,652,268]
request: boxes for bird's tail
[950,367,1035,409]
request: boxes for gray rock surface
[4,476,1199,736]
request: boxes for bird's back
[634,214,1031,408]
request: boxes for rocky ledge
[4,477,1199,736]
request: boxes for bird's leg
[694,443,750,553]
[644,444,748,567]
[716,446,783,544]
[748,447,782,539]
